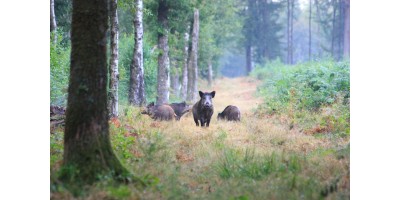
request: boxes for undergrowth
[251,59,350,136]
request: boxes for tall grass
[51,77,349,199]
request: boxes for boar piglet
[141,102,177,121]
[192,91,215,127]
[217,105,241,121]
[168,101,191,120]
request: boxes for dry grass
[51,77,350,199]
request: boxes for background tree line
[50,0,350,112]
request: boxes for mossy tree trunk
[129,0,146,106]
[63,0,127,184]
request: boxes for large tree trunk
[180,30,189,100]
[50,0,57,32]
[207,59,213,87]
[343,0,350,58]
[63,0,127,184]
[156,0,170,105]
[109,0,119,118]
[129,0,146,106]
[187,9,199,103]
[309,0,312,60]
[246,44,252,75]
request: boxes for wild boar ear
[211,91,216,98]
[199,91,204,98]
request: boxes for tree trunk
[109,0,119,118]
[180,30,189,100]
[290,0,294,64]
[63,0,127,184]
[170,58,180,97]
[287,0,290,64]
[187,9,200,103]
[50,0,57,32]
[309,0,312,60]
[207,59,213,87]
[156,0,170,105]
[287,0,293,65]
[338,0,343,60]
[246,44,252,75]
[331,0,337,59]
[343,0,350,58]
[315,0,322,57]
[129,0,146,106]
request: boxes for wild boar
[192,91,216,127]
[217,105,241,121]
[141,102,176,121]
[168,101,191,120]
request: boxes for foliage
[118,34,158,104]
[252,59,350,136]
[50,31,70,106]
[243,0,285,63]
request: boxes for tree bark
[343,0,350,58]
[63,0,127,184]
[180,30,189,100]
[207,59,213,87]
[129,0,146,106]
[156,0,170,105]
[109,0,119,118]
[187,9,200,103]
[309,0,312,60]
[50,0,57,32]
[246,44,252,75]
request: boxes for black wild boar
[141,102,176,121]
[192,91,216,127]
[217,105,241,121]
[168,101,191,120]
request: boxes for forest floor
[51,77,350,199]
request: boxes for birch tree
[63,0,127,183]
[109,0,119,118]
[129,0,146,106]
[50,0,57,32]
[187,9,199,103]
[156,0,170,105]
[180,30,189,100]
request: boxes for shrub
[251,59,350,135]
